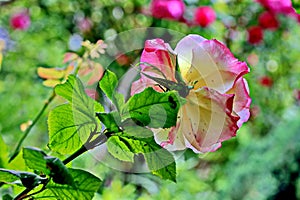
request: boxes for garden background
[1,0,300,199]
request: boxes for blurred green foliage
[1,0,300,199]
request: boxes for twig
[63,134,107,165]
[9,92,56,162]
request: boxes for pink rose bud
[247,26,264,45]
[150,0,185,20]
[259,11,279,30]
[194,6,216,27]
[10,11,30,30]
[259,76,273,87]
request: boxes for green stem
[63,145,88,165]
[9,92,56,163]
[14,187,32,200]
[63,134,107,165]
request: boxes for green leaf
[111,135,176,182]
[45,157,74,185]
[49,75,103,154]
[48,104,93,154]
[99,70,118,100]
[55,75,103,114]
[0,169,47,188]
[123,126,153,138]
[22,147,74,185]
[122,88,182,128]
[96,111,121,133]
[99,70,124,111]
[2,194,13,200]
[23,147,49,175]
[43,168,101,200]
[106,136,134,162]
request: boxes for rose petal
[175,34,207,77]
[180,88,239,152]
[227,78,251,127]
[177,37,249,93]
[153,121,187,151]
[130,39,177,95]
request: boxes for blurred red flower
[259,76,273,87]
[259,11,279,30]
[150,0,185,20]
[247,26,264,44]
[10,11,30,30]
[194,6,216,27]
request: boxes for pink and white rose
[131,34,251,153]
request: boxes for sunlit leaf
[122,88,183,128]
[99,70,125,112]
[23,147,49,174]
[110,134,176,182]
[106,136,134,162]
[49,75,103,154]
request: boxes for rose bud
[247,26,264,45]
[10,11,30,30]
[150,0,185,20]
[194,6,216,27]
[258,11,279,30]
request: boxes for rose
[247,26,264,45]
[194,6,216,28]
[258,11,279,30]
[150,0,185,20]
[10,11,30,30]
[258,76,273,87]
[131,34,251,153]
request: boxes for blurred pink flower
[150,0,185,20]
[194,6,216,27]
[131,35,251,153]
[259,11,279,30]
[256,0,295,14]
[294,89,300,103]
[10,11,30,30]
[77,18,92,33]
[247,26,264,45]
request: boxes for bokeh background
[1,0,300,199]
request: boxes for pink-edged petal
[130,38,177,95]
[176,37,249,93]
[153,121,187,151]
[140,39,176,80]
[130,78,164,95]
[174,34,207,77]
[192,39,249,92]
[227,78,251,127]
[180,88,239,152]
